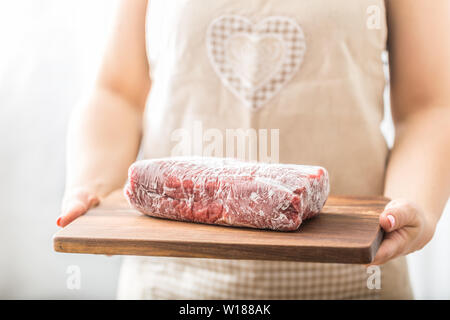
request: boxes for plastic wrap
[124,157,330,231]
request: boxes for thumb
[57,190,100,228]
[379,199,419,232]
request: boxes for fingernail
[387,214,395,229]
[56,216,62,227]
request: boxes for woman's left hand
[371,199,437,265]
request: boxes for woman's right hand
[57,187,101,228]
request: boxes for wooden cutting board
[53,191,387,264]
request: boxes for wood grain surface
[53,191,388,264]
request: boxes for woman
[58,0,450,299]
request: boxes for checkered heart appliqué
[207,15,306,110]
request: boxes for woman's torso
[117,0,413,299]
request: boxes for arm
[372,0,450,264]
[58,0,150,227]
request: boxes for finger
[58,189,101,227]
[87,194,100,208]
[371,234,400,265]
[57,199,88,228]
[379,200,419,232]
[370,228,410,265]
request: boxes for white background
[0,0,448,299]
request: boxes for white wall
[0,0,121,299]
[0,0,448,299]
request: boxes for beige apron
[117,0,413,299]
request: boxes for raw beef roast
[124,157,329,231]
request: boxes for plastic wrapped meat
[124,157,330,231]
